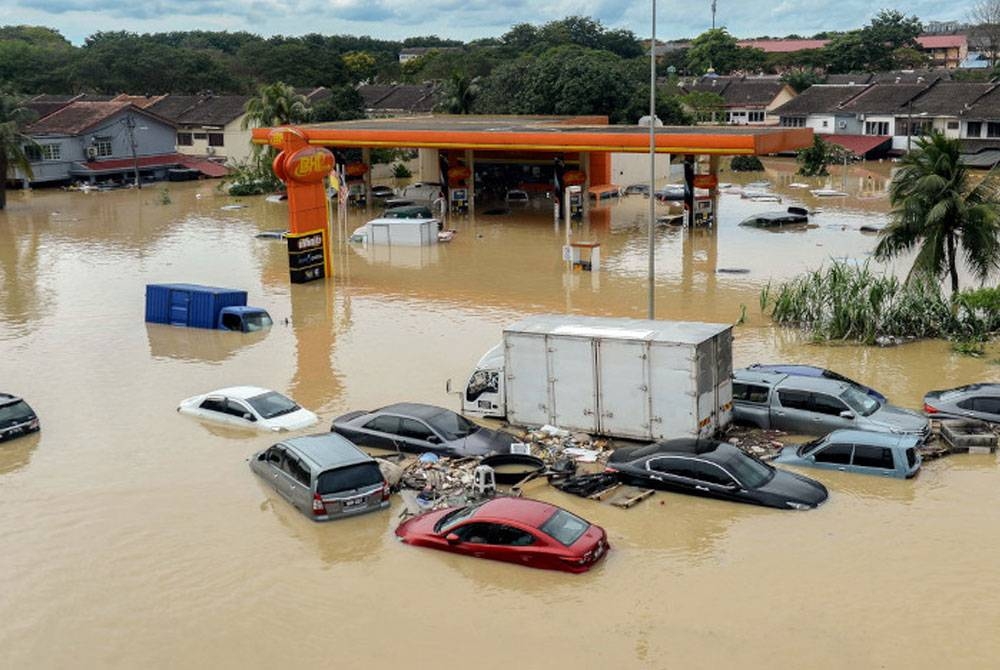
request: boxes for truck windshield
[425,410,479,440]
[840,386,880,416]
[247,392,300,419]
[244,313,273,332]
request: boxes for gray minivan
[250,433,389,521]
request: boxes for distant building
[679,75,795,125]
[147,95,253,165]
[398,47,462,64]
[737,35,967,69]
[357,83,441,117]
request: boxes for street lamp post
[648,0,656,320]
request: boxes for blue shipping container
[145,284,248,329]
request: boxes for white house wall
[611,152,673,186]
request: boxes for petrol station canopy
[251,114,813,156]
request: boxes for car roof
[774,375,851,393]
[821,429,915,448]
[280,433,373,470]
[733,369,787,385]
[623,437,733,460]
[750,363,825,376]
[375,403,450,420]
[204,386,273,400]
[472,497,560,528]
[0,393,27,408]
[936,383,1000,398]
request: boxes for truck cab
[218,307,273,333]
[462,344,506,418]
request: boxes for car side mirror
[446,533,461,545]
[243,413,256,422]
[839,410,855,419]
[427,435,441,444]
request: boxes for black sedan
[332,403,514,457]
[605,438,828,510]
[0,393,40,443]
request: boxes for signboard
[286,229,327,283]
[692,174,718,189]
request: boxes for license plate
[343,497,365,508]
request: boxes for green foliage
[0,91,37,209]
[686,29,766,75]
[242,81,311,129]
[681,90,726,123]
[780,68,822,93]
[875,132,1000,296]
[158,187,171,205]
[392,163,412,179]
[822,10,923,73]
[437,73,480,114]
[796,135,844,176]
[730,155,765,172]
[498,17,642,59]
[620,85,692,126]
[310,86,365,122]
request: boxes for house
[916,35,967,69]
[147,95,253,165]
[679,75,795,125]
[774,84,869,131]
[18,101,181,186]
[357,83,440,117]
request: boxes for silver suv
[732,369,930,439]
[250,433,389,521]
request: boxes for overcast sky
[7,1,968,46]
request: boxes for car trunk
[316,462,386,515]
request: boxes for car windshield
[797,437,823,456]
[244,313,273,332]
[425,410,478,440]
[840,386,880,416]
[434,501,488,533]
[720,451,774,488]
[0,400,32,423]
[246,391,300,419]
[316,462,383,495]
[540,509,590,546]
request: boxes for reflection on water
[1,159,999,668]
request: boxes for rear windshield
[0,400,33,423]
[247,392,299,419]
[316,462,383,496]
[540,509,589,546]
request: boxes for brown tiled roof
[146,95,202,122]
[358,84,440,113]
[358,85,396,108]
[721,79,789,107]
[870,70,950,83]
[112,94,166,108]
[175,95,250,126]
[965,86,1000,119]
[28,101,132,135]
[772,85,868,115]
[824,73,874,85]
[839,83,928,114]
[296,87,332,103]
[909,81,995,116]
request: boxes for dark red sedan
[395,497,609,573]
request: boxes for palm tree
[241,82,311,130]
[875,132,1000,296]
[0,93,37,210]
[437,73,479,114]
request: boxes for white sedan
[178,386,318,432]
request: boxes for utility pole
[711,0,717,29]
[124,112,140,189]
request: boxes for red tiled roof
[74,153,229,177]
[819,134,892,156]
[737,39,829,53]
[916,35,967,49]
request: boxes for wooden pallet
[588,484,655,508]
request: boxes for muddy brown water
[2,159,998,668]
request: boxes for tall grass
[761,261,998,345]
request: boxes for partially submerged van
[250,433,390,521]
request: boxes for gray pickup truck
[732,369,929,439]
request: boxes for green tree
[823,10,922,73]
[437,72,479,114]
[875,132,1000,296]
[686,29,765,75]
[621,86,692,125]
[781,68,823,93]
[310,86,364,122]
[242,81,311,129]
[0,92,36,210]
[680,90,726,123]
[796,134,839,176]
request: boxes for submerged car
[250,433,390,521]
[738,207,809,228]
[178,386,318,432]
[332,403,513,457]
[0,393,40,443]
[732,369,927,439]
[605,438,828,510]
[371,185,395,198]
[505,189,530,203]
[395,497,609,573]
[923,383,1000,423]
[747,363,886,402]
[775,429,921,479]
[623,183,651,196]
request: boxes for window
[453,522,493,544]
[852,445,895,469]
[814,443,852,465]
[906,448,917,468]
[177,132,193,146]
[316,462,382,495]
[972,397,1000,415]
[733,383,769,404]
[466,370,499,402]
[748,111,764,123]
[988,122,1000,138]
[492,525,536,546]
[540,509,589,546]
[264,446,285,467]
[777,389,811,410]
[425,410,477,440]
[220,312,243,331]
[282,456,310,485]
[193,132,207,140]
[199,398,227,413]
[208,133,224,147]
[93,137,113,158]
[947,121,959,130]
[225,400,253,420]
[41,144,61,160]
[864,121,889,136]
[24,145,42,161]
[780,117,805,127]
[399,418,435,441]
[967,121,982,138]
[686,460,736,486]
[365,415,401,434]
[822,120,829,128]
[811,393,849,417]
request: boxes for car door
[773,388,816,434]
[850,444,898,477]
[810,442,853,472]
[967,396,1000,423]
[808,393,856,433]
[280,452,313,512]
[397,417,445,453]
[258,445,293,499]
[643,456,699,494]
[226,399,258,428]
[685,459,742,501]
[486,524,541,568]
[450,522,496,558]
[357,415,404,450]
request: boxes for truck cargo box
[145,283,248,330]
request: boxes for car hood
[264,408,319,432]
[867,404,929,435]
[756,468,828,508]
[450,428,515,456]
[773,446,804,464]
[395,507,451,539]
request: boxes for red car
[395,497,609,574]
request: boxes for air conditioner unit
[206,147,216,155]
[85,146,98,160]
[837,120,847,129]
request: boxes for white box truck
[458,315,733,441]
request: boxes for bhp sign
[285,147,334,184]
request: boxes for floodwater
[1,158,998,669]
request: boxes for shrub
[730,155,764,172]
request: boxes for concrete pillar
[465,149,475,215]
[362,147,372,214]
[708,154,720,228]
[418,148,437,182]
[581,152,590,218]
